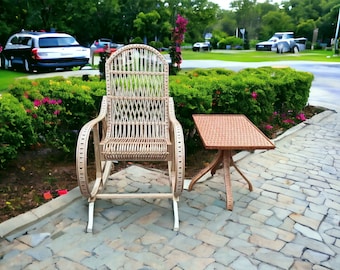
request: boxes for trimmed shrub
[8,77,105,154]
[0,93,34,169]
[169,67,313,148]
[0,67,313,168]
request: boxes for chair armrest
[168,97,181,129]
[76,94,108,142]
[76,96,108,197]
[81,96,108,131]
[168,97,185,196]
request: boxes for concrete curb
[0,187,82,238]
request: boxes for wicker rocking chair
[76,44,185,233]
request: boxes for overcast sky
[210,0,282,10]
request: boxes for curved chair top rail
[104,44,169,98]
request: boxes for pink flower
[283,119,295,124]
[33,99,42,106]
[53,110,60,115]
[32,114,38,118]
[265,124,273,130]
[296,113,306,121]
[49,99,58,105]
[251,91,258,100]
[42,97,50,104]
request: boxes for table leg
[231,158,253,191]
[223,150,233,210]
[188,149,253,211]
[188,150,223,191]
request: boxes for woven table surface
[193,114,275,150]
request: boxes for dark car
[0,30,90,72]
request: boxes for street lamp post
[334,8,340,55]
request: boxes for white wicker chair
[76,44,185,233]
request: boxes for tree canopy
[0,0,339,47]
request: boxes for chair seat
[100,137,170,161]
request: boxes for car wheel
[0,54,6,70]
[8,59,14,70]
[292,46,299,54]
[276,44,284,54]
[23,58,33,72]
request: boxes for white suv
[0,30,90,72]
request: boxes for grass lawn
[0,70,26,92]
[182,49,340,62]
[0,49,339,92]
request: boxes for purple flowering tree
[169,14,188,75]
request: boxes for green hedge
[0,67,313,169]
[171,67,313,137]
[1,76,106,168]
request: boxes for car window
[39,37,79,48]
[20,37,32,46]
[10,36,20,44]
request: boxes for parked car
[192,42,211,52]
[90,38,124,54]
[0,30,90,72]
[256,32,307,53]
[273,38,307,53]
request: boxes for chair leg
[87,201,95,233]
[172,197,179,231]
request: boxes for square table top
[192,114,275,150]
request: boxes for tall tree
[182,0,219,42]
[230,0,261,40]
[259,10,295,40]
[133,10,161,43]
[316,2,340,44]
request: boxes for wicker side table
[188,114,275,210]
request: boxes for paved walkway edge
[0,187,82,238]
[0,110,336,239]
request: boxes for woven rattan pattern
[101,45,170,161]
[193,114,275,150]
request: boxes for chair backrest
[104,44,170,140]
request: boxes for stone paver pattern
[1,110,340,270]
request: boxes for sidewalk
[1,109,339,269]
